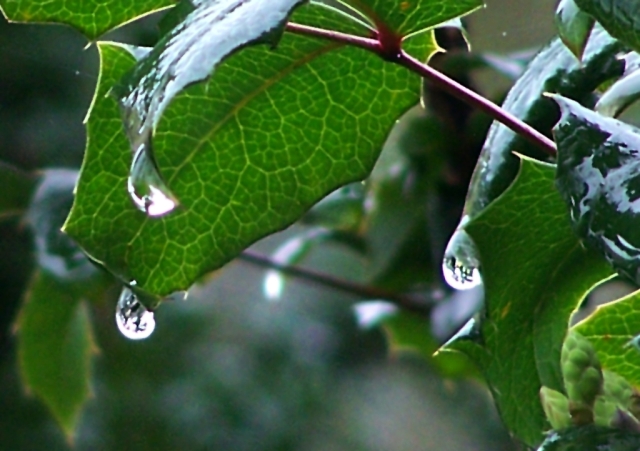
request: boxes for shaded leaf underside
[17,271,93,438]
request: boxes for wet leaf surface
[553,95,640,286]
[64,4,436,297]
[444,158,613,447]
[537,425,640,451]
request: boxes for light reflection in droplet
[116,286,156,340]
[442,227,482,291]
[127,145,177,217]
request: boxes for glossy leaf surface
[0,0,174,39]
[553,95,640,286]
[17,271,94,438]
[444,158,613,447]
[64,5,433,297]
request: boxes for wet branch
[238,249,432,314]
[285,21,557,157]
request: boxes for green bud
[561,331,603,409]
[541,387,571,430]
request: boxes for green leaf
[64,6,432,297]
[0,0,175,39]
[17,270,94,439]
[575,0,640,53]
[575,290,640,387]
[537,425,640,451]
[382,310,477,378]
[463,26,624,219]
[0,162,37,220]
[340,0,483,38]
[596,68,640,117]
[113,0,308,194]
[556,0,595,60]
[553,95,640,286]
[444,157,613,447]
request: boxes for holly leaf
[16,271,95,439]
[0,0,175,39]
[339,0,483,38]
[553,95,640,286]
[575,0,640,53]
[575,289,640,387]
[443,157,613,447]
[63,5,437,297]
[463,26,624,218]
[555,0,595,60]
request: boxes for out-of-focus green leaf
[27,170,96,282]
[64,5,433,298]
[553,95,640,286]
[0,0,175,39]
[575,290,640,387]
[537,424,640,451]
[383,310,476,378]
[17,270,94,439]
[340,0,482,38]
[555,0,595,60]
[575,0,640,53]
[0,162,36,220]
[444,158,613,447]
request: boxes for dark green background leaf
[575,0,640,53]
[17,271,94,438]
[0,0,175,39]
[0,162,36,220]
[64,6,433,297]
[445,158,613,447]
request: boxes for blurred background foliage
[0,0,557,449]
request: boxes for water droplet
[442,228,482,290]
[127,145,177,217]
[116,286,156,340]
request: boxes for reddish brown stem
[285,21,557,157]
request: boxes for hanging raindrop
[442,228,482,290]
[116,286,156,340]
[127,144,177,217]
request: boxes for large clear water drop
[116,286,156,340]
[442,227,482,290]
[127,144,177,217]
